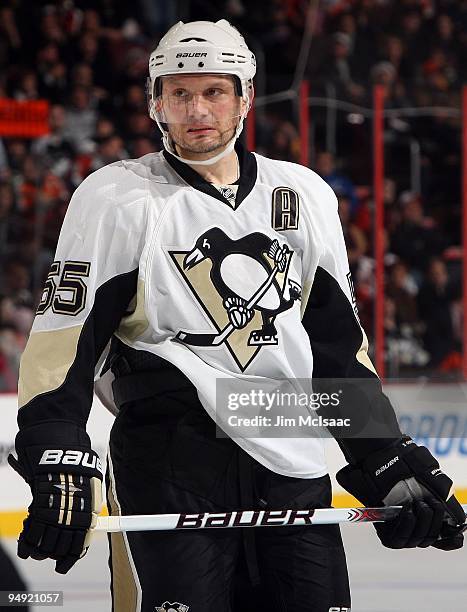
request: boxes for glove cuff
[15,421,92,448]
[336,436,434,505]
[14,421,102,481]
[336,436,462,520]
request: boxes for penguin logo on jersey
[155,602,189,612]
[169,228,301,371]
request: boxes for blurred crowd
[0,0,465,390]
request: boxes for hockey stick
[95,504,467,532]
[175,258,282,347]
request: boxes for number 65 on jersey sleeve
[18,163,147,428]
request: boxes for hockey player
[9,19,465,612]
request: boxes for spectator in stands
[2,260,33,307]
[0,294,33,337]
[122,111,153,142]
[335,191,374,330]
[334,10,376,84]
[36,42,61,83]
[255,0,300,79]
[13,70,39,101]
[14,154,68,247]
[0,139,8,176]
[4,140,27,175]
[429,13,459,63]
[94,117,117,140]
[72,133,127,183]
[395,7,427,69]
[384,296,398,338]
[370,61,410,110]
[0,182,21,261]
[81,9,101,36]
[13,234,56,301]
[40,10,66,47]
[138,0,178,36]
[384,293,429,372]
[384,257,430,372]
[386,261,419,329]
[119,46,150,87]
[122,83,148,114]
[380,34,415,87]
[31,104,74,178]
[267,120,301,163]
[15,155,43,216]
[319,31,366,102]
[383,178,401,235]
[337,194,367,276]
[63,85,98,152]
[0,6,21,57]
[131,136,157,158]
[36,42,67,103]
[417,257,461,370]
[315,151,359,215]
[72,62,111,116]
[88,134,127,174]
[0,322,23,391]
[422,48,458,105]
[74,32,110,90]
[390,191,447,278]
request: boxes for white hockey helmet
[147,19,256,165]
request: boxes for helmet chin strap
[157,111,247,166]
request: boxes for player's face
[159,74,244,156]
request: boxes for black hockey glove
[8,422,103,574]
[336,437,465,550]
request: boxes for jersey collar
[162,141,257,210]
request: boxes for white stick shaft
[95,505,467,533]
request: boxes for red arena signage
[0,99,50,138]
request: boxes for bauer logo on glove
[39,449,103,470]
[9,422,103,574]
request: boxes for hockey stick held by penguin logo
[172,228,302,352]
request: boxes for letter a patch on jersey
[169,227,302,372]
[271,187,299,231]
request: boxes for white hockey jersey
[17,144,398,478]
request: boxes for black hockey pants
[106,385,351,612]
